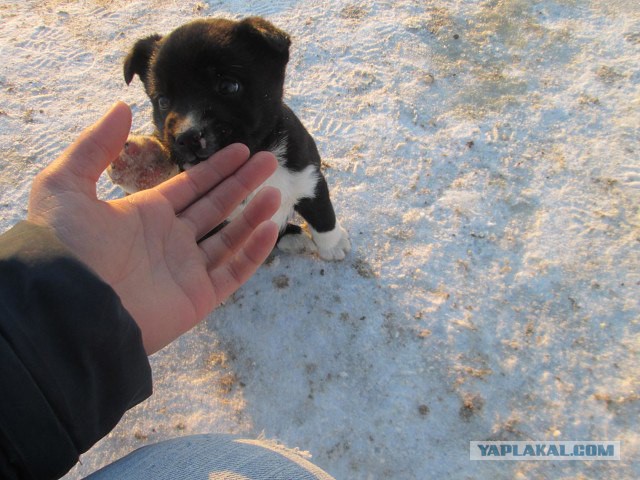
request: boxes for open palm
[27,102,280,354]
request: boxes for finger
[200,186,281,269]
[178,151,278,239]
[209,220,280,305]
[156,143,251,214]
[53,101,132,186]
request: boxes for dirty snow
[0,0,639,479]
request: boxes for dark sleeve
[0,222,152,479]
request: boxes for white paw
[313,224,351,262]
[277,232,318,255]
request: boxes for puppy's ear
[123,34,163,86]
[237,17,291,63]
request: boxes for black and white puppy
[123,17,350,261]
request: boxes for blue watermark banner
[470,441,620,461]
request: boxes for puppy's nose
[176,128,205,153]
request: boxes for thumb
[55,101,132,185]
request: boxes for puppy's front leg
[293,175,351,261]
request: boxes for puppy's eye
[217,79,241,96]
[157,96,171,111]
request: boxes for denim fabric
[85,434,335,480]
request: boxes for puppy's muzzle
[176,128,206,155]
[173,127,216,170]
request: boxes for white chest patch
[230,138,319,229]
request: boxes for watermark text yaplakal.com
[470,441,620,461]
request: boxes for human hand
[27,102,280,354]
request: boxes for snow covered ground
[1,0,639,478]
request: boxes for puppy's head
[124,17,291,169]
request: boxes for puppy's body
[124,17,350,260]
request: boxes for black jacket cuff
[0,221,152,479]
